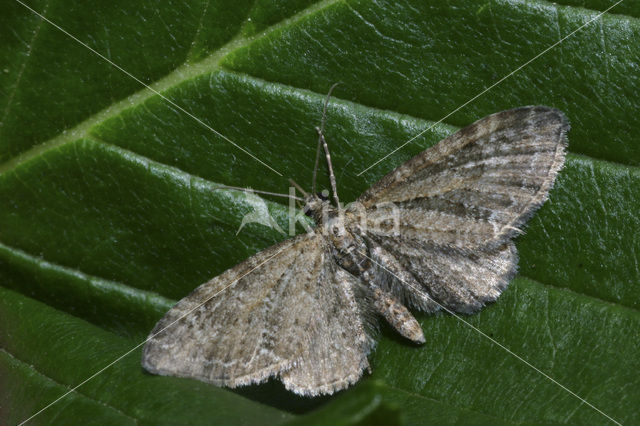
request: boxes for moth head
[303,189,331,218]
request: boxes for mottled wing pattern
[358,106,568,313]
[142,231,371,396]
[366,235,518,313]
[360,106,568,248]
[281,267,373,395]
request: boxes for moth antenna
[215,184,303,202]
[311,135,322,196]
[312,82,341,196]
[288,179,309,198]
[317,127,341,210]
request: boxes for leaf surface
[1,0,638,424]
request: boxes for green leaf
[1,0,639,424]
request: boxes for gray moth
[142,105,569,396]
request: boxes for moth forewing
[364,201,401,237]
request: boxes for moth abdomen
[370,285,425,344]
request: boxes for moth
[142,99,569,396]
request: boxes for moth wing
[366,234,518,313]
[357,107,568,313]
[143,232,321,387]
[281,267,373,396]
[142,231,371,395]
[358,106,569,249]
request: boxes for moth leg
[369,245,441,313]
[369,284,425,344]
